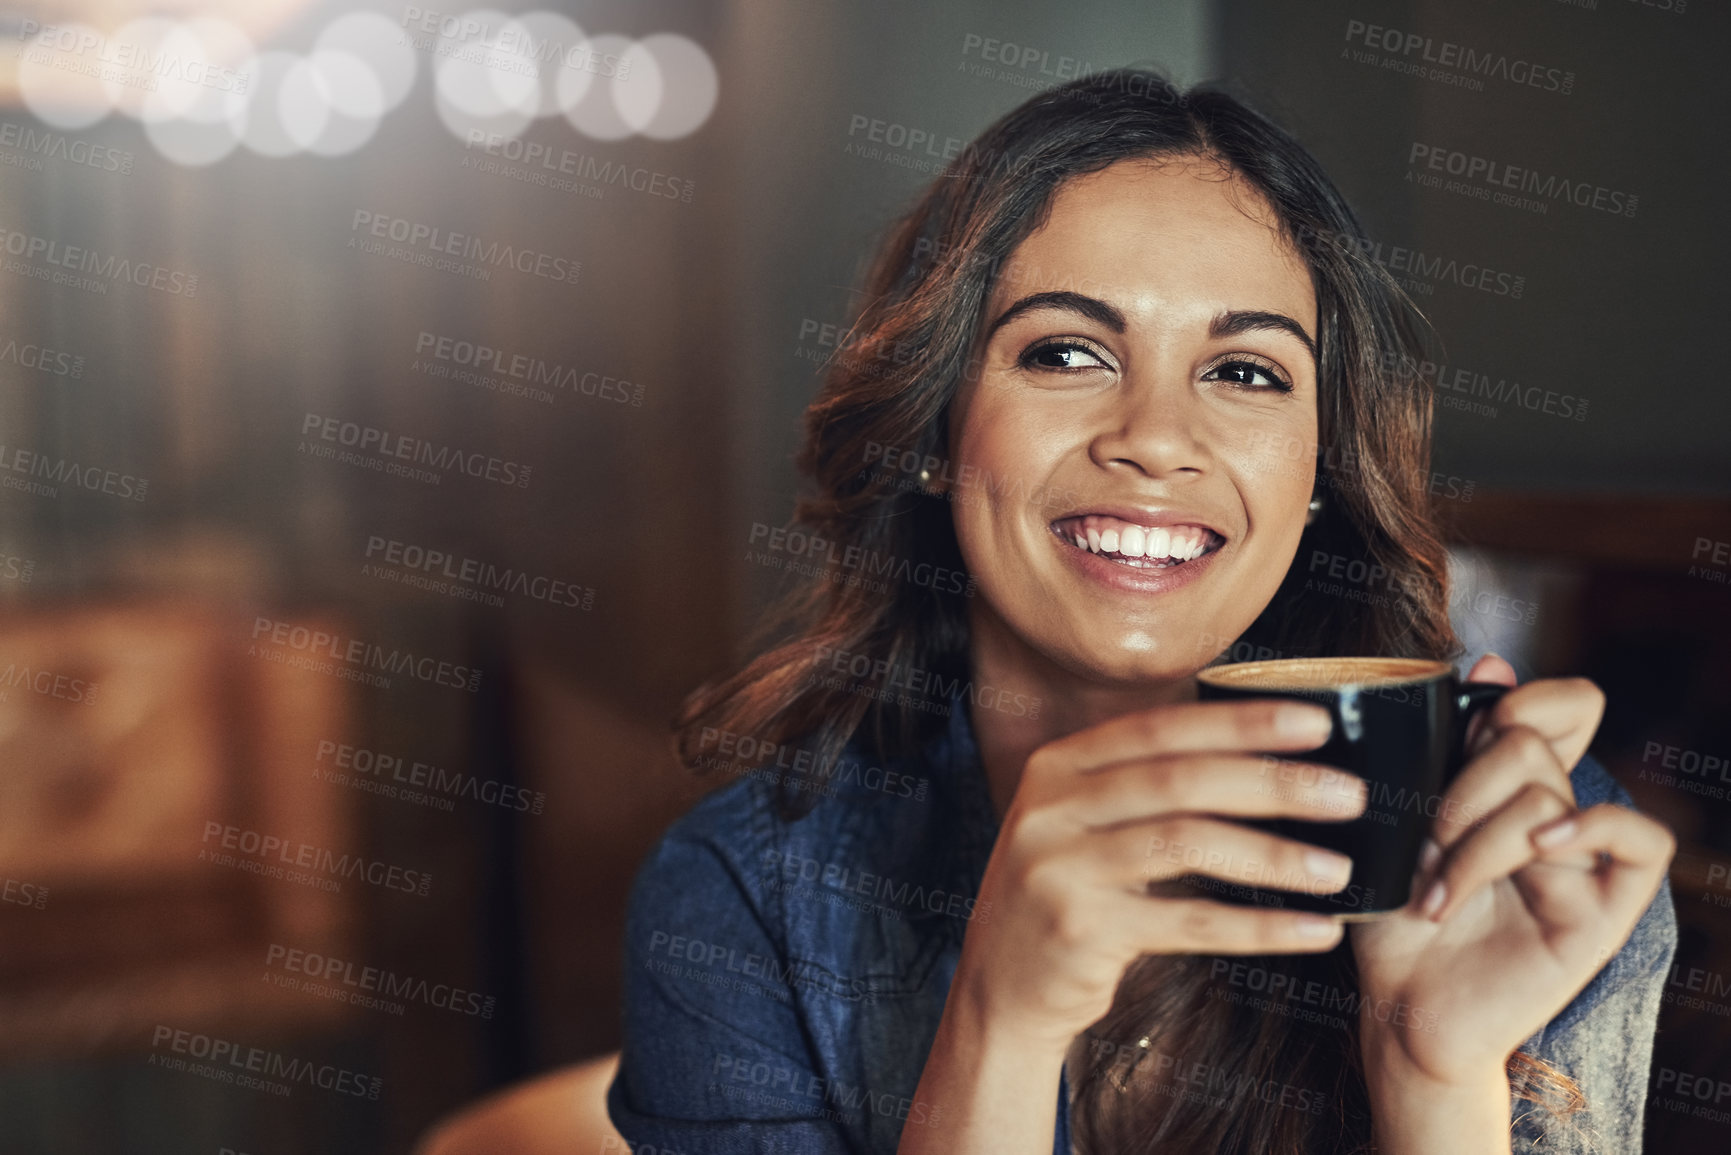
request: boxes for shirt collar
[931,690,1003,902]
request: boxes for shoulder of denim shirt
[1535,749,1680,1039]
[633,724,964,936]
[622,770,789,941]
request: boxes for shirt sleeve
[606,784,862,1154]
[1508,758,1680,1154]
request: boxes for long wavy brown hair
[674,70,1584,1153]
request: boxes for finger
[1077,815,1356,896]
[1418,781,1574,922]
[1111,891,1345,956]
[1469,676,1605,768]
[1466,652,1518,686]
[1528,802,1678,917]
[1463,654,1518,751]
[1430,724,1575,854]
[1059,753,1367,827]
[1038,699,1334,776]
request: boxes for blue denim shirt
[607,694,1677,1154]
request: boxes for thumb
[1466,652,1518,687]
[1464,653,1517,755]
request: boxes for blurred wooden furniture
[1436,490,1731,570]
[415,1050,624,1155]
[0,600,359,1053]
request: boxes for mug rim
[1196,656,1452,691]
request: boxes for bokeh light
[18,9,718,165]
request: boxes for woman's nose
[1087,372,1212,480]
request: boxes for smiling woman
[951,155,1326,704]
[607,70,1677,1155]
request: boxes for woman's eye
[1206,359,1292,392]
[1020,341,1108,372]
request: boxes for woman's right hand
[950,697,1368,1054]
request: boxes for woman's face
[948,154,1319,687]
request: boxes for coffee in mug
[1193,656,1507,920]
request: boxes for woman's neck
[966,603,1198,822]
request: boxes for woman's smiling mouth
[1049,513,1226,570]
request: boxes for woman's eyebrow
[1210,310,1318,364]
[986,293,1318,365]
[985,290,1126,340]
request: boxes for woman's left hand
[1348,655,1675,1088]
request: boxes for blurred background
[0,0,1722,1151]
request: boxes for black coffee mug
[1194,657,1507,919]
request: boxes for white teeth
[1063,519,1215,562]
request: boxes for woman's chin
[1032,636,1216,690]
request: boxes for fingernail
[1295,917,1340,938]
[1276,704,1333,740]
[1305,849,1352,884]
[1533,817,1578,849]
[1418,838,1441,876]
[1420,879,1448,920]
